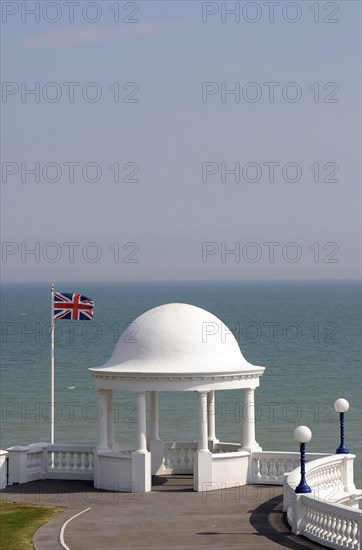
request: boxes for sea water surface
[1,280,361,485]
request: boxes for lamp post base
[295,481,312,493]
[336,445,350,454]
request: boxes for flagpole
[50,282,55,445]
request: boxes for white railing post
[7,446,29,484]
[342,454,356,493]
[283,471,296,512]
[293,494,305,535]
[0,450,8,489]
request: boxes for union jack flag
[53,292,94,321]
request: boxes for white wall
[94,453,132,491]
[212,452,250,489]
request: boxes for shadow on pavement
[249,494,325,549]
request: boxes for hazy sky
[1,0,361,282]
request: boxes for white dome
[93,303,262,375]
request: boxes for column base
[208,437,219,452]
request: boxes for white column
[195,391,212,491]
[197,391,209,452]
[135,391,147,453]
[97,389,108,450]
[242,388,261,451]
[149,391,163,475]
[207,391,217,443]
[107,390,115,449]
[150,391,159,440]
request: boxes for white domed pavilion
[89,303,265,492]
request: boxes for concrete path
[1,476,324,550]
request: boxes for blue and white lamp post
[294,425,312,494]
[334,398,350,454]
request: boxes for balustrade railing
[284,453,361,549]
[7,443,95,483]
[303,496,361,549]
[27,449,44,474]
[252,451,328,485]
[47,445,94,478]
[162,442,196,474]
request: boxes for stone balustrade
[303,498,361,549]
[284,453,361,549]
[252,451,329,485]
[7,443,95,484]
[47,445,94,479]
[162,442,197,474]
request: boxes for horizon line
[1,277,361,285]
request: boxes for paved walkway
[1,476,324,550]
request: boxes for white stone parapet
[6,443,95,484]
[162,441,197,474]
[283,453,361,549]
[251,450,330,485]
[303,498,361,549]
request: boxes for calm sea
[1,280,361,485]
